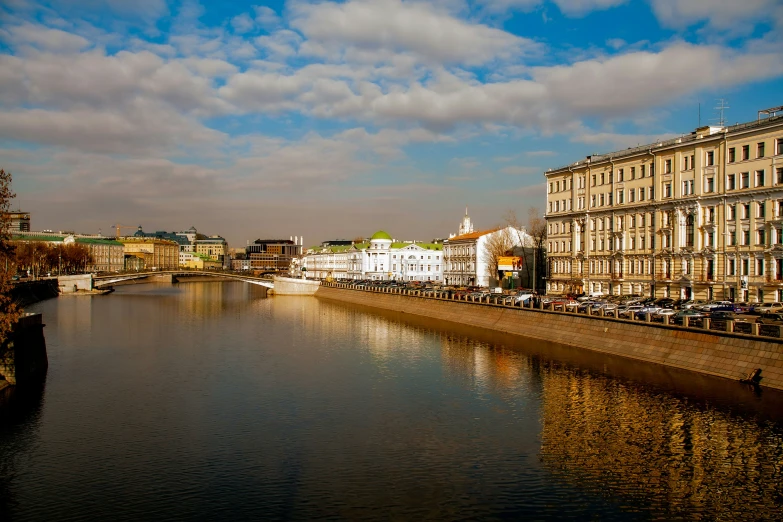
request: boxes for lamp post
[58,253,62,276]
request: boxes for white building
[302,231,444,282]
[443,210,532,287]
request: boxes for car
[634,306,662,319]
[710,311,748,323]
[754,302,783,314]
[700,301,733,312]
[656,308,677,318]
[681,300,707,310]
[618,305,644,318]
[672,309,703,325]
[756,313,783,325]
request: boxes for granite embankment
[315,284,783,391]
[11,280,59,308]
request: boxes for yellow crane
[111,224,138,239]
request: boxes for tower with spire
[453,207,474,237]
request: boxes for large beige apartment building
[545,108,783,302]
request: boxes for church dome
[370,230,393,241]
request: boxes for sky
[1,0,782,247]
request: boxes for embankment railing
[319,281,783,342]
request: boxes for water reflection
[1,283,781,520]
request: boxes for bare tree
[481,227,514,287]
[0,169,21,345]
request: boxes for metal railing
[321,281,783,341]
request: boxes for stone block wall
[315,285,783,391]
[273,276,320,296]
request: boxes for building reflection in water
[537,366,783,517]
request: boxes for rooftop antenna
[714,99,729,127]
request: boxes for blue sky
[1,0,781,246]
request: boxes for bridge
[93,271,275,289]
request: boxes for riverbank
[11,279,59,308]
[315,284,783,391]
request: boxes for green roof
[12,234,65,242]
[76,238,123,246]
[370,230,393,241]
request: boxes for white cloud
[231,13,255,34]
[1,23,91,53]
[289,0,539,65]
[254,6,282,29]
[649,0,779,30]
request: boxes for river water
[1,282,782,520]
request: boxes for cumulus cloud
[289,0,539,65]
[1,23,91,53]
[478,0,627,16]
[649,0,780,30]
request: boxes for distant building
[302,231,444,281]
[180,252,222,270]
[12,233,125,273]
[246,238,303,271]
[195,236,229,265]
[119,237,179,270]
[4,211,30,233]
[443,210,532,287]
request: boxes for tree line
[12,241,93,277]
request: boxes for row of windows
[551,256,783,278]
[728,139,783,163]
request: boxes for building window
[742,258,749,276]
[777,138,783,156]
[777,168,783,185]
[630,166,635,179]
[758,229,766,246]
[758,142,765,158]
[640,164,646,177]
[729,147,736,163]
[742,145,750,160]
[705,177,714,193]
[756,170,765,187]
[686,215,695,247]
[743,229,750,246]
[743,204,751,219]
[727,173,736,190]
[600,194,604,206]
[730,230,737,246]
[706,151,714,166]
[758,202,766,219]
[591,174,596,186]
[639,187,645,201]
[617,169,623,182]
[664,183,672,198]
[665,159,672,173]
[617,190,624,204]
[757,258,765,276]
[682,180,694,195]
[728,258,736,276]
[741,172,750,189]
[629,189,635,203]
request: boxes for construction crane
[111,224,139,239]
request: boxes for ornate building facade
[545,110,783,301]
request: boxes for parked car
[700,301,733,312]
[656,308,678,319]
[710,311,748,323]
[756,313,783,325]
[754,302,783,314]
[634,306,662,319]
[672,309,704,325]
[618,305,644,318]
[681,300,707,310]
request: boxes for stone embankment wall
[273,276,320,296]
[11,279,59,307]
[0,313,48,386]
[315,285,783,391]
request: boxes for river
[1,282,782,520]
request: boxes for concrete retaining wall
[58,274,93,293]
[273,276,320,296]
[315,285,783,391]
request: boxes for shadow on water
[0,382,46,519]
[316,298,783,423]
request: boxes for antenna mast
[714,99,729,127]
